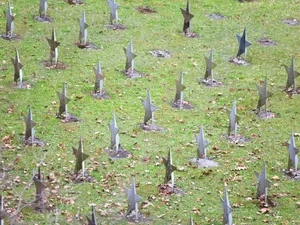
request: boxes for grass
[0,0,300,224]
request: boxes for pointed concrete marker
[220,189,233,225]
[94,60,104,95]
[11,49,24,86]
[109,112,120,153]
[123,40,137,73]
[236,27,251,61]
[287,132,299,171]
[190,215,194,225]
[57,82,70,117]
[106,0,119,25]
[24,105,36,143]
[195,126,210,160]
[256,75,273,111]
[33,167,46,209]
[174,72,186,108]
[0,195,8,223]
[228,100,240,135]
[46,28,60,64]
[180,0,194,33]
[142,90,157,125]
[204,49,217,80]
[255,162,272,198]
[39,0,48,17]
[5,1,14,37]
[284,56,300,92]
[78,11,89,45]
[73,137,89,176]
[126,177,142,222]
[86,205,97,225]
[162,148,177,192]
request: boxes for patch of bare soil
[105,24,127,30]
[158,184,185,196]
[149,50,170,58]
[104,147,131,160]
[283,19,299,26]
[0,34,22,41]
[34,16,52,23]
[253,110,276,119]
[229,57,251,66]
[189,158,219,168]
[123,69,143,79]
[184,32,199,38]
[12,82,31,89]
[207,13,226,20]
[199,78,223,87]
[172,100,194,110]
[75,42,99,50]
[257,38,277,46]
[283,169,300,180]
[223,134,250,145]
[58,113,80,123]
[257,195,278,208]
[43,62,67,70]
[126,212,150,223]
[65,173,95,184]
[91,91,110,99]
[66,0,84,4]
[24,137,45,147]
[284,87,300,95]
[140,123,164,132]
[136,6,157,14]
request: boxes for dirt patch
[222,134,250,144]
[254,110,276,119]
[91,91,110,100]
[65,173,95,184]
[257,195,278,208]
[66,0,84,4]
[282,169,300,180]
[58,113,80,123]
[23,137,45,147]
[238,0,257,2]
[104,147,131,160]
[257,38,277,46]
[229,57,251,66]
[123,69,144,79]
[12,82,31,89]
[198,78,223,87]
[140,123,164,132]
[207,13,226,20]
[0,34,22,41]
[126,212,150,223]
[43,62,67,70]
[105,24,127,30]
[184,32,199,38]
[283,19,299,26]
[34,16,52,23]
[189,158,219,168]
[149,50,170,58]
[75,42,99,50]
[158,184,185,196]
[136,6,157,14]
[172,100,194,110]
[284,87,300,95]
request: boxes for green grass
[0,0,300,224]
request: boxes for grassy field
[0,0,300,224]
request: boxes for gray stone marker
[287,132,299,171]
[255,162,272,202]
[39,0,48,17]
[93,60,104,96]
[72,137,89,176]
[11,49,24,87]
[204,49,217,81]
[195,126,210,160]
[5,1,14,37]
[236,27,251,61]
[256,75,273,112]
[190,215,194,225]
[228,100,240,137]
[24,105,36,144]
[174,72,186,108]
[0,195,8,224]
[106,0,119,25]
[124,40,137,75]
[220,189,233,225]
[142,90,157,125]
[46,28,60,64]
[86,205,97,225]
[109,112,120,153]
[180,0,194,33]
[78,11,89,45]
[126,177,142,222]
[163,149,177,192]
[57,82,70,118]
[284,56,300,93]
[33,167,46,209]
